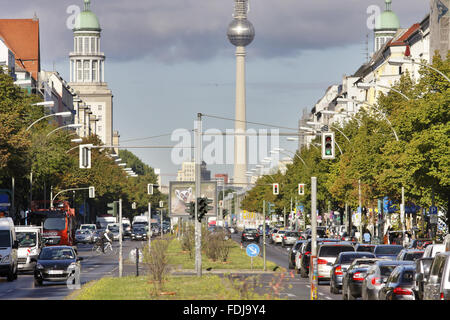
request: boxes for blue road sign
[430,206,438,215]
[246,243,260,257]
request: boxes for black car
[32,246,82,286]
[355,244,376,253]
[304,227,327,239]
[288,240,307,269]
[330,252,376,294]
[373,245,404,260]
[342,258,381,300]
[378,265,416,300]
[131,227,148,241]
[241,229,260,243]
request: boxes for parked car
[373,244,404,260]
[355,244,376,253]
[317,243,356,281]
[241,228,260,243]
[378,265,416,300]
[414,257,434,300]
[423,252,450,300]
[342,258,382,300]
[15,225,43,272]
[131,226,148,241]
[75,229,94,244]
[361,260,414,300]
[282,231,301,247]
[330,251,376,294]
[32,245,82,286]
[423,244,446,258]
[396,249,424,261]
[0,218,19,281]
[288,240,306,269]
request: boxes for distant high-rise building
[176,161,211,181]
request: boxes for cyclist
[98,229,113,253]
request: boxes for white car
[423,244,446,258]
[0,218,18,281]
[272,230,286,245]
[79,224,97,232]
[423,252,450,300]
[106,223,120,241]
[317,243,355,280]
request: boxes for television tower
[227,0,255,186]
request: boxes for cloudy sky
[1,0,429,184]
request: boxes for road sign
[246,243,260,257]
[430,206,438,224]
[430,206,438,215]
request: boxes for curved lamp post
[26,111,73,131]
[388,58,450,83]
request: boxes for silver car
[75,229,94,244]
[281,231,301,247]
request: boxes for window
[78,37,83,53]
[319,246,354,258]
[98,126,102,132]
[43,217,66,231]
[91,37,96,53]
[0,230,11,247]
[92,60,97,81]
[97,105,102,111]
[84,61,90,81]
[84,37,89,53]
[77,60,82,81]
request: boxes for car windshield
[380,265,398,277]
[81,225,95,230]
[357,246,375,253]
[108,226,119,232]
[245,229,258,234]
[319,246,354,257]
[40,248,75,260]
[404,252,424,261]
[401,270,414,284]
[17,232,37,247]
[375,246,403,255]
[133,228,145,232]
[0,230,11,247]
[286,232,300,237]
[43,217,66,231]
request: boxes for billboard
[169,181,218,217]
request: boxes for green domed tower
[374,0,400,52]
[69,0,114,148]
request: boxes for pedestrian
[383,232,388,244]
[363,230,371,244]
[403,233,410,248]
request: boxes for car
[373,244,404,260]
[272,230,287,245]
[79,224,96,232]
[423,252,450,300]
[422,244,446,258]
[281,231,301,247]
[396,249,424,261]
[288,240,306,269]
[75,229,94,244]
[361,260,414,300]
[355,244,376,253]
[15,225,43,272]
[0,218,19,281]
[268,228,278,243]
[342,258,382,300]
[298,238,342,278]
[131,226,148,241]
[330,251,376,294]
[241,228,260,243]
[304,227,327,239]
[414,257,434,300]
[106,223,120,241]
[407,239,433,250]
[32,245,83,286]
[122,222,131,238]
[317,242,356,281]
[378,265,416,300]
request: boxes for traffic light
[159,201,164,208]
[267,202,275,216]
[185,201,195,219]
[147,184,153,195]
[298,183,305,195]
[197,197,213,222]
[222,209,228,218]
[88,186,95,198]
[273,183,279,195]
[321,132,335,160]
[107,201,118,216]
[79,144,93,169]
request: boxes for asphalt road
[0,239,147,300]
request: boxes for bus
[28,201,76,247]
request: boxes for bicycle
[91,241,116,256]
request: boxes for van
[423,252,450,300]
[0,218,19,281]
[317,243,355,280]
[15,225,43,272]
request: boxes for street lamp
[46,124,83,138]
[32,101,55,108]
[388,58,450,83]
[26,111,73,131]
[71,138,83,143]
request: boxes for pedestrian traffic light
[298,183,305,195]
[159,201,164,208]
[273,183,279,195]
[79,144,93,169]
[321,132,335,160]
[147,184,153,195]
[185,201,195,219]
[267,202,275,215]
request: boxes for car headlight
[1,255,10,263]
[67,263,77,271]
[36,263,44,270]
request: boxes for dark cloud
[0,0,429,63]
